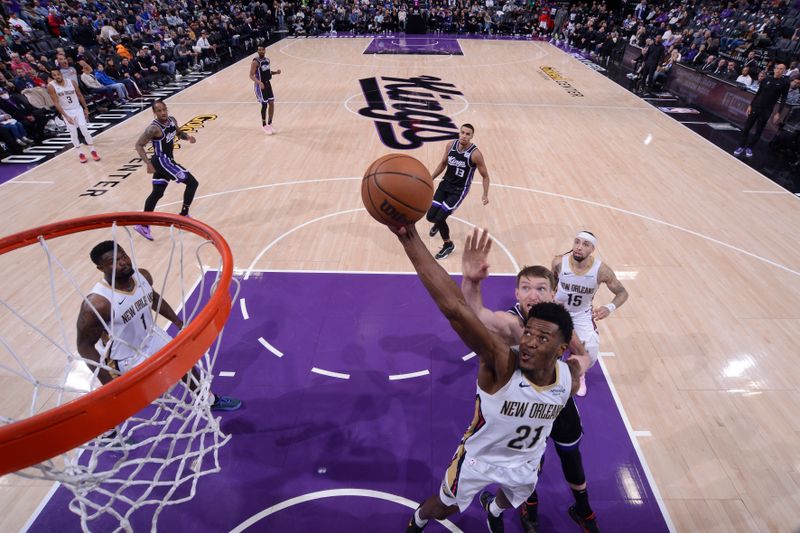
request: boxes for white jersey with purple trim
[554,255,601,330]
[461,357,571,468]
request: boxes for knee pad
[555,444,586,487]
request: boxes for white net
[0,218,238,532]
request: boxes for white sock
[488,499,503,517]
[414,508,428,527]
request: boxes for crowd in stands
[0,0,798,162]
[0,0,274,156]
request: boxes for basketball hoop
[0,212,236,531]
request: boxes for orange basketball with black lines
[361,154,434,227]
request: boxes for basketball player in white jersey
[390,224,581,533]
[76,241,242,411]
[47,68,100,164]
[427,123,490,260]
[553,231,628,396]
[249,46,281,134]
[461,228,600,533]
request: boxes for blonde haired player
[47,68,100,164]
[553,231,628,396]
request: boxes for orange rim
[0,212,233,476]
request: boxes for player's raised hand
[462,227,491,282]
[188,135,197,144]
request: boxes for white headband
[576,231,597,247]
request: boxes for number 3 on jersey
[567,293,582,307]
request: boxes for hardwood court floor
[1,37,799,532]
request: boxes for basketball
[361,154,434,227]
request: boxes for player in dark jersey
[249,46,282,134]
[133,100,199,241]
[461,228,601,533]
[427,123,490,260]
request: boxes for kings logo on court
[357,75,463,150]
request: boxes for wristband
[604,303,616,313]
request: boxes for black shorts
[431,182,468,213]
[255,81,274,103]
[550,396,583,447]
[152,156,189,184]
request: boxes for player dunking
[391,224,580,533]
[133,100,199,241]
[249,46,281,134]
[76,241,241,411]
[553,231,628,396]
[461,228,600,533]
[47,68,100,164]
[427,123,490,260]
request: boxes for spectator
[0,109,34,146]
[641,34,665,93]
[736,66,755,88]
[724,61,739,82]
[743,51,760,73]
[787,77,800,106]
[695,52,715,72]
[93,64,133,101]
[195,30,218,65]
[652,49,680,90]
[174,39,199,71]
[0,86,47,141]
[152,43,176,78]
[133,47,165,88]
[80,63,120,102]
[8,13,33,36]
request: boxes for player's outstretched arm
[592,263,629,321]
[140,269,184,329]
[461,227,520,344]
[392,225,514,391]
[76,295,116,385]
